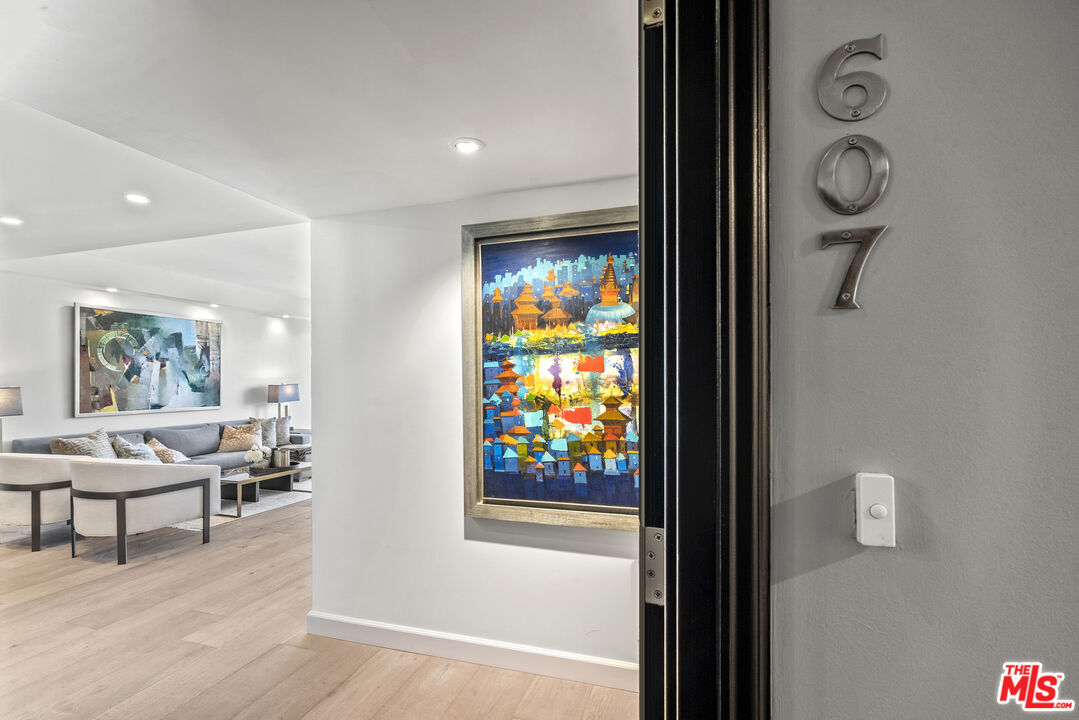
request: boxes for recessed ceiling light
[125,193,151,205]
[281,314,290,319]
[451,137,485,154]
[106,287,119,293]
[209,303,219,308]
[0,216,24,226]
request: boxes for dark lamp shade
[0,387,23,417]
[267,384,300,404]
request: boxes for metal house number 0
[814,34,891,310]
[816,134,889,216]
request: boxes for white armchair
[0,453,73,551]
[69,460,221,565]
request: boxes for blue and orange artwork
[478,229,640,509]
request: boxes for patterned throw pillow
[218,421,261,453]
[249,416,277,449]
[146,437,190,464]
[275,416,292,446]
[111,435,163,463]
[50,428,118,458]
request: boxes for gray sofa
[11,420,311,472]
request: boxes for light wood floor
[0,501,638,720]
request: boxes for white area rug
[172,477,313,531]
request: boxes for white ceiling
[0,1,636,308]
[0,0,638,219]
[0,96,304,262]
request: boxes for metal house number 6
[817,33,888,121]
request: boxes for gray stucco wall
[770,1,1079,717]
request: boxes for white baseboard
[306,610,639,692]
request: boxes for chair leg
[115,498,127,565]
[202,481,210,544]
[30,490,41,552]
[70,495,77,558]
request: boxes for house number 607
[814,34,892,309]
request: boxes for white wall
[0,270,311,449]
[771,1,1079,717]
[309,177,639,687]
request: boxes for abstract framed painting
[74,304,222,417]
[462,206,640,530]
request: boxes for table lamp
[0,387,23,451]
[267,383,300,419]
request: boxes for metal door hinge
[643,0,663,27]
[644,526,666,606]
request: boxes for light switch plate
[855,472,895,547]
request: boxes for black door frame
[639,0,770,717]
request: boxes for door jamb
[638,0,770,717]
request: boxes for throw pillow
[50,428,118,458]
[219,421,261,453]
[275,415,292,446]
[111,435,163,463]
[146,437,190,464]
[117,432,147,446]
[249,416,277,449]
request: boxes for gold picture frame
[461,206,640,531]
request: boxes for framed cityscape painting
[75,304,222,417]
[462,206,640,530]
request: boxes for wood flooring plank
[0,561,120,611]
[369,655,482,720]
[583,686,640,720]
[229,639,381,720]
[300,648,427,720]
[160,643,320,720]
[0,621,95,672]
[38,640,210,720]
[188,550,309,617]
[514,676,595,720]
[0,541,90,589]
[92,604,312,720]
[440,664,536,720]
[0,610,216,719]
[64,537,305,631]
[180,574,311,648]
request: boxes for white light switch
[855,472,895,547]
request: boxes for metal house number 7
[821,225,888,309]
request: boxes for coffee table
[218,462,312,518]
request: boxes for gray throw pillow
[275,416,292,446]
[50,428,118,458]
[111,435,163,463]
[250,416,277,448]
[117,432,147,446]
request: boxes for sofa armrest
[69,460,220,493]
[289,433,311,444]
[69,460,221,523]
